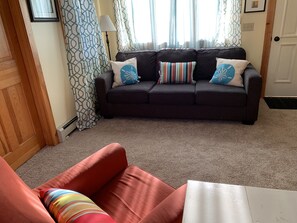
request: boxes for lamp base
[105,31,111,60]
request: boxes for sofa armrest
[33,143,128,197]
[139,184,187,223]
[95,70,113,116]
[242,64,262,123]
[243,64,262,95]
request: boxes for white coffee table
[182,180,297,223]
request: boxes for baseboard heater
[57,116,78,143]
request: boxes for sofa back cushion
[0,157,55,223]
[116,48,246,82]
[157,49,197,62]
[116,51,157,81]
[194,47,246,81]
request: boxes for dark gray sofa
[95,47,262,124]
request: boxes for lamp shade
[99,15,116,32]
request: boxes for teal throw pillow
[111,57,140,88]
[210,58,249,87]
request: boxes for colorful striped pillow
[158,61,196,84]
[40,188,116,223]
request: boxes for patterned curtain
[59,0,109,130]
[215,0,242,47]
[114,0,242,50]
[113,0,137,51]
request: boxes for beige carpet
[17,100,297,190]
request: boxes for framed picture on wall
[27,0,59,22]
[244,0,266,13]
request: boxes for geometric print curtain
[113,0,137,51]
[215,0,242,47]
[113,0,241,51]
[59,0,110,130]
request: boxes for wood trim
[7,1,59,145]
[260,0,277,97]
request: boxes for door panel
[265,0,297,96]
[3,85,35,142]
[282,1,297,36]
[0,124,8,156]
[0,61,21,89]
[0,16,11,61]
[0,0,45,169]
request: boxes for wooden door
[0,0,45,169]
[265,0,297,96]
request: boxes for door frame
[7,1,59,145]
[260,0,277,96]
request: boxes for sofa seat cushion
[196,80,246,107]
[149,84,196,105]
[92,165,175,223]
[107,81,156,104]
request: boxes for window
[114,0,241,51]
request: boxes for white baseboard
[57,116,77,143]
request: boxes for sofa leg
[242,120,255,125]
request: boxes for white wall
[31,23,76,127]
[241,1,267,72]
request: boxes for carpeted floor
[17,100,297,190]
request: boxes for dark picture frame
[27,0,59,22]
[244,0,267,13]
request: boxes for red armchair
[0,143,186,223]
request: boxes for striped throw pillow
[159,61,196,84]
[40,188,116,223]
